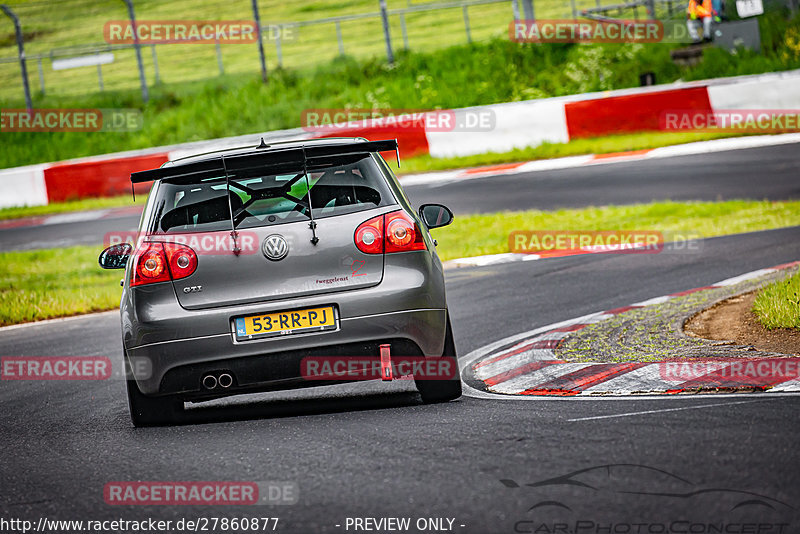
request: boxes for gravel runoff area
[555,266,800,364]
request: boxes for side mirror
[99,243,132,269]
[418,204,454,229]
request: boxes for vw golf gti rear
[99,138,461,426]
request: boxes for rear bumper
[122,251,446,348]
[127,308,447,397]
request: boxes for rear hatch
[147,152,397,310]
[163,212,385,309]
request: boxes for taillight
[131,243,169,287]
[164,243,198,279]
[354,211,426,255]
[385,211,425,253]
[355,214,384,254]
[131,242,197,287]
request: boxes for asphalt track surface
[1,144,799,531]
[2,142,799,252]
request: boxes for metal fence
[0,0,516,104]
[0,0,791,105]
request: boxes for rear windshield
[149,154,395,234]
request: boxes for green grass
[0,0,526,99]
[0,195,135,220]
[0,0,786,101]
[753,271,800,329]
[2,9,800,170]
[3,199,800,325]
[0,246,121,326]
[430,200,800,260]
[2,0,683,100]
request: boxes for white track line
[566,399,767,421]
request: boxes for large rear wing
[130,139,399,184]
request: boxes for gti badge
[262,234,289,261]
[183,285,202,294]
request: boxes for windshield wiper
[301,145,319,245]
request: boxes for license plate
[234,305,337,340]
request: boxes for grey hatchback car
[99,138,461,426]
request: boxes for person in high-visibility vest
[687,0,718,42]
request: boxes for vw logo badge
[262,235,289,261]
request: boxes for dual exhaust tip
[202,372,234,390]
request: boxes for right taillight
[131,242,197,287]
[354,211,426,255]
[385,211,425,253]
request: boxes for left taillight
[354,214,384,255]
[131,242,197,287]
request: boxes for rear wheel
[125,357,184,427]
[415,313,462,404]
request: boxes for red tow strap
[379,344,393,381]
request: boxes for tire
[415,313,462,404]
[125,357,184,427]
